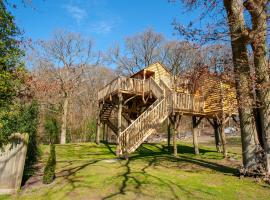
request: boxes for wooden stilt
[105,124,109,143]
[192,116,199,155]
[213,118,222,153]
[173,114,181,157]
[167,117,171,153]
[220,114,228,158]
[116,93,123,156]
[96,116,101,145]
[102,123,105,142]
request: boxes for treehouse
[96,62,238,157]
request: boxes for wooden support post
[213,118,222,153]
[116,93,123,156]
[96,116,101,145]
[220,114,228,158]
[173,115,177,157]
[192,116,199,155]
[105,124,109,143]
[173,114,181,157]
[102,123,106,142]
[167,117,171,153]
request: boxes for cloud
[90,21,114,34]
[64,4,87,23]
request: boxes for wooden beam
[206,118,215,127]
[194,116,204,128]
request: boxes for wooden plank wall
[145,63,172,87]
[199,75,237,114]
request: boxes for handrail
[160,79,173,96]
[119,93,173,154]
[173,92,204,112]
[149,77,164,99]
[98,77,144,100]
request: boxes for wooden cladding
[173,93,204,113]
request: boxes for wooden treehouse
[96,62,238,157]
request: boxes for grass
[1,138,270,200]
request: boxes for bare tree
[35,30,99,144]
[105,28,166,75]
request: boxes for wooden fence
[0,133,29,194]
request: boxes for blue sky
[10,0,194,52]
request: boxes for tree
[243,0,270,173]
[35,30,99,144]
[0,1,24,108]
[0,1,29,147]
[30,59,115,143]
[223,0,257,168]
[174,0,258,169]
[106,28,166,75]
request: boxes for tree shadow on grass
[102,158,193,200]
[102,143,236,199]
[40,159,103,198]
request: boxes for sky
[9,0,194,52]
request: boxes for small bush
[43,144,56,184]
[44,115,59,144]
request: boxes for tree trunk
[223,0,256,169]
[60,97,68,144]
[253,107,264,146]
[245,0,270,173]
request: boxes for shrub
[43,144,56,184]
[44,115,59,144]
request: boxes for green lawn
[2,139,270,200]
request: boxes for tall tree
[244,0,270,173]
[223,0,256,168]
[0,1,28,146]
[0,0,24,107]
[36,30,98,144]
[175,0,257,169]
[106,28,165,75]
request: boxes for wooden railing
[160,79,173,96]
[98,77,144,100]
[173,93,204,113]
[119,93,173,154]
[146,78,164,99]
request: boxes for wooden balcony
[173,93,205,114]
[98,77,144,101]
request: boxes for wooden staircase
[100,103,114,122]
[118,93,173,155]
[98,76,205,156]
